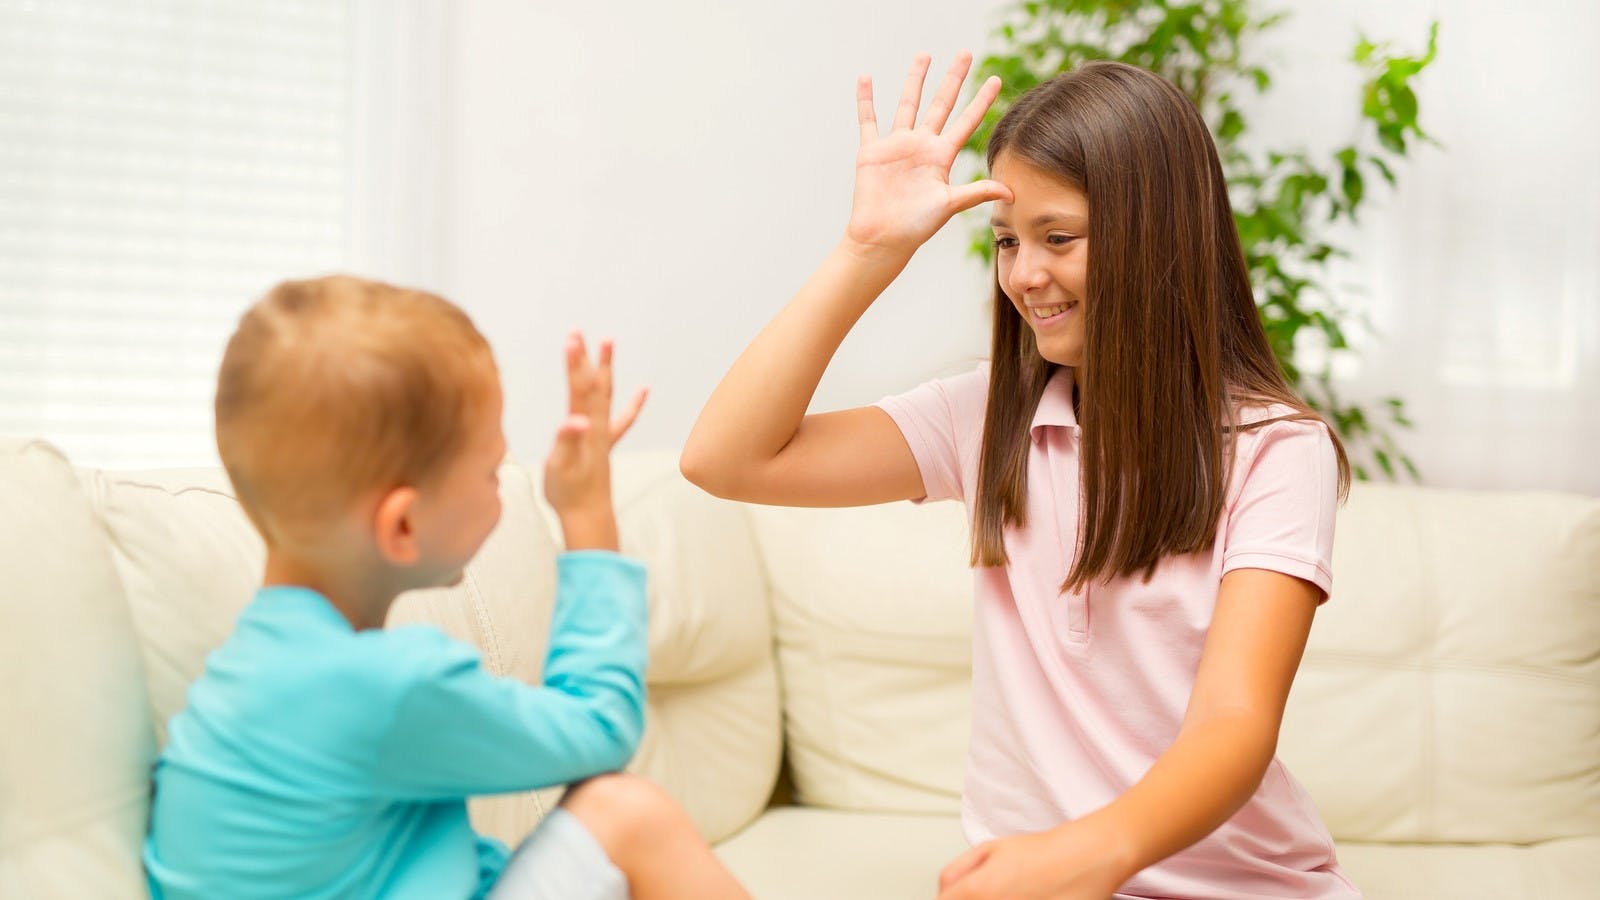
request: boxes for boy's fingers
[565,332,589,414]
[557,413,592,436]
[595,338,615,409]
[609,386,648,447]
[549,414,592,462]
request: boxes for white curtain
[0,0,443,469]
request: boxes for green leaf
[1218,108,1245,141]
[1370,155,1397,185]
[1342,166,1365,208]
[1392,84,1418,125]
[1374,448,1395,479]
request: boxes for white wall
[433,0,1003,465]
[427,0,1600,494]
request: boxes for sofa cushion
[565,453,783,843]
[715,809,1600,900]
[746,500,973,814]
[80,461,567,848]
[748,482,1600,849]
[1279,484,1600,843]
[0,440,153,899]
[716,808,968,900]
[1334,837,1600,900]
[82,452,781,850]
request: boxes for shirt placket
[1044,427,1091,643]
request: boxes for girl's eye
[992,236,1018,251]
[1047,233,1078,246]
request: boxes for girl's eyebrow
[990,212,1087,228]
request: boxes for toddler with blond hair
[143,275,748,900]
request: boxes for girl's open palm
[845,52,1012,254]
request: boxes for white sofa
[2,437,1596,899]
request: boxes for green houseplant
[964,0,1438,480]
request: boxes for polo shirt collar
[1029,365,1079,442]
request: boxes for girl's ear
[372,486,420,566]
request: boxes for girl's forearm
[1076,714,1280,881]
[680,238,912,484]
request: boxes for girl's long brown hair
[973,61,1349,590]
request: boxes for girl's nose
[1007,249,1050,296]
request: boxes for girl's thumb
[947,179,1013,214]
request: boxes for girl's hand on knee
[935,822,1132,900]
[543,331,647,548]
[845,51,1012,257]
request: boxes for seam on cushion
[1299,653,1600,687]
[462,565,504,676]
[74,469,175,758]
[0,784,148,851]
[1417,494,1439,840]
[99,482,237,500]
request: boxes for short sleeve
[1222,420,1339,601]
[873,365,989,503]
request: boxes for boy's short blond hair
[215,275,498,545]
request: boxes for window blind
[0,0,350,468]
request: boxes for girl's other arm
[937,568,1320,899]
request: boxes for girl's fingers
[937,844,989,892]
[891,53,932,131]
[944,75,1003,151]
[919,50,973,134]
[856,75,879,145]
[609,386,649,447]
[947,178,1013,215]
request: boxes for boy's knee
[561,773,690,852]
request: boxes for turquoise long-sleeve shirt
[143,550,648,900]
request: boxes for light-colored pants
[486,808,629,900]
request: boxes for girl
[680,53,1358,900]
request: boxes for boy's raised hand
[845,51,1011,256]
[544,331,648,551]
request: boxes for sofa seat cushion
[715,807,968,900]
[714,808,1600,900]
[1336,837,1600,900]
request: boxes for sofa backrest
[0,441,780,899]
[747,479,1600,845]
[1,441,154,899]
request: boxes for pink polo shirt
[877,364,1357,900]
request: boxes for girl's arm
[938,567,1321,899]
[680,52,1010,508]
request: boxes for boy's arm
[372,550,648,798]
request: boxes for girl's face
[989,153,1090,368]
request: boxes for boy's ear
[372,486,421,566]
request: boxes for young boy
[143,276,749,900]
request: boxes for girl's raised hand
[844,51,1012,256]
